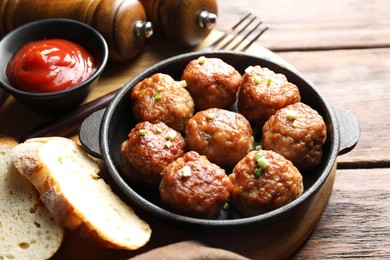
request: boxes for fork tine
[202,13,269,52]
[238,25,269,52]
[206,13,252,49]
[230,20,263,51]
[219,15,257,50]
[231,13,253,31]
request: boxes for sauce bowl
[0,18,108,115]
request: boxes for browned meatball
[131,73,195,133]
[159,151,233,219]
[238,66,301,125]
[229,150,304,216]
[185,108,254,169]
[262,102,327,171]
[120,121,186,188]
[182,57,242,110]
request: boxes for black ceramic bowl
[0,18,108,115]
[80,51,359,236]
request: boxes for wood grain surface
[1,0,389,259]
[292,168,390,259]
[217,0,390,51]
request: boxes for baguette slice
[0,137,64,260]
[12,137,151,250]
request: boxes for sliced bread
[12,137,151,250]
[0,137,64,260]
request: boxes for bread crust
[0,136,64,259]
[12,137,151,250]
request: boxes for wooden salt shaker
[139,0,218,46]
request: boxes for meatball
[182,57,242,110]
[120,121,186,188]
[262,102,327,171]
[159,151,233,219]
[185,108,254,169]
[238,65,301,125]
[131,73,195,133]
[229,150,304,216]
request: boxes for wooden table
[1,0,389,259]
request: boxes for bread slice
[12,137,151,250]
[0,137,64,260]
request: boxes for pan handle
[333,106,360,155]
[79,108,106,158]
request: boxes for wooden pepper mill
[139,0,218,46]
[0,0,153,62]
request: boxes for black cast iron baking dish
[79,51,360,234]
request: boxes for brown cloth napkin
[130,240,250,260]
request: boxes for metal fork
[204,13,269,52]
[22,14,269,140]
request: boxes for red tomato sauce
[7,39,95,93]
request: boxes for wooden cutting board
[1,31,328,260]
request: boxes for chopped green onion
[198,56,207,64]
[254,152,268,177]
[165,140,172,148]
[293,120,300,127]
[257,156,270,169]
[252,142,262,151]
[206,113,215,120]
[255,152,263,161]
[180,80,187,87]
[223,202,230,210]
[154,92,162,100]
[254,168,262,178]
[181,165,192,177]
[166,130,177,140]
[267,78,272,86]
[138,129,147,136]
[253,76,262,84]
[286,110,297,120]
[156,128,163,133]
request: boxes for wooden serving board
[0,31,327,259]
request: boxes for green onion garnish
[180,80,187,87]
[223,202,230,210]
[293,120,300,127]
[181,166,192,177]
[257,156,270,169]
[286,110,297,120]
[165,140,172,148]
[139,129,147,136]
[154,92,162,100]
[255,152,263,161]
[254,168,262,178]
[166,130,177,141]
[253,76,262,84]
[267,78,272,86]
[156,128,163,133]
[254,152,269,177]
[206,113,215,120]
[252,142,262,151]
[198,56,207,64]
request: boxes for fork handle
[139,0,218,46]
